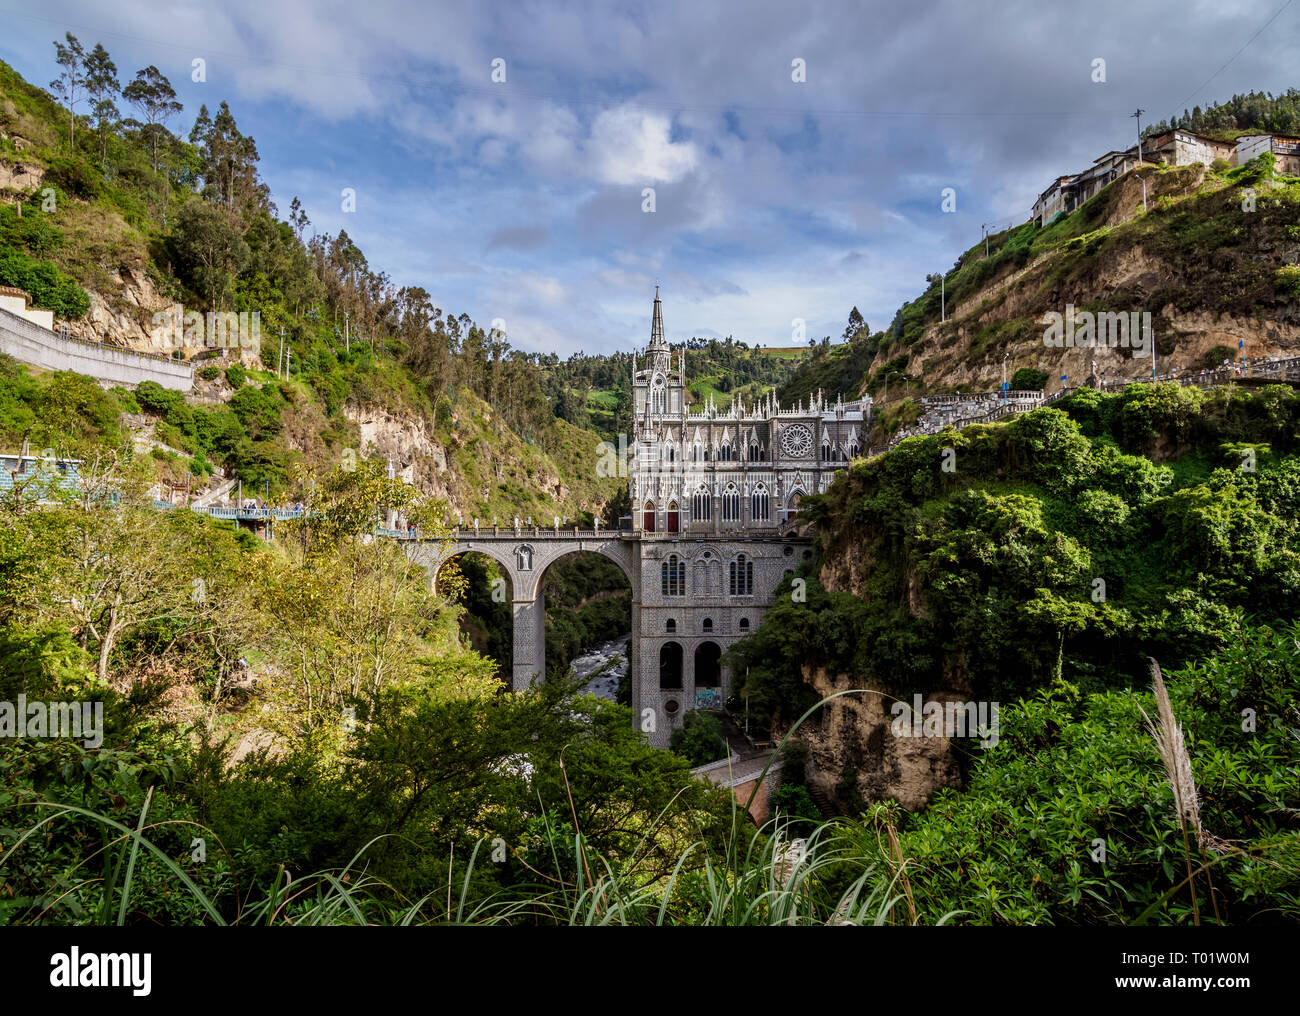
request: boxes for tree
[42,502,191,683]
[193,101,268,218]
[49,33,87,153]
[122,66,182,172]
[82,43,119,165]
[168,198,249,309]
[289,196,310,240]
[843,306,867,343]
[1010,367,1049,391]
[188,104,212,146]
[251,460,458,734]
[669,709,727,766]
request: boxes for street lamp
[926,273,946,322]
[1135,168,1155,212]
[1002,352,1010,404]
[884,369,903,406]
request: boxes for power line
[1175,0,1295,108]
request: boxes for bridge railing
[441,525,636,540]
[185,505,308,521]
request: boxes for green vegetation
[668,709,727,767]
[1010,367,1049,390]
[879,626,1300,924]
[0,51,620,519]
[0,459,738,925]
[731,383,1300,726]
[1139,88,1300,141]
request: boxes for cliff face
[861,164,1300,399]
[342,392,618,522]
[795,665,966,812]
[784,526,970,813]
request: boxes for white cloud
[585,106,699,185]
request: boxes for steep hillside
[781,156,1300,407]
[0,56,618,520]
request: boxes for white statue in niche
[516,545,533,571]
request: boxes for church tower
[648,285,671,378]
[633,286,685,426]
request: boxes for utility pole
[926,273,946,322]
[1002,352,1010,404]
[1132,108,1146,164]
[982,223,990,258]
[345,312,350,353]
[277,328,285,380]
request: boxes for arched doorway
[666,499,680,533]
[643,500,656,532]
[785,490,804,522]
[694,641,721,686]
[694,641,722,710]
[659,641,683,688]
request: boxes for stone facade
[416,291,869,747]
[629,288,871,536]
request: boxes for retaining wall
[0,306,192,390]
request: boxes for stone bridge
[405,527,642,692]
[403,524,814,747]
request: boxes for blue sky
[1,0,1296,356]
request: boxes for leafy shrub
[1010,367,1049,391]
[0,247,90,318]
[669,710,727,766]
[41,156,105,201]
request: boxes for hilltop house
[1032,148,1139,226]
[1132,128,1236,169]
[1031,127,1280,227]
[1235,133,1300,175]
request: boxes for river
[569,635,630,701]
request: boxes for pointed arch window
[729,553,754,596]
[661,554,686,596]
[721,483,741,522]
[751,483,770,522]
[692,486,711,522]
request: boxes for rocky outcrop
[791,666,967,812]
[346,403,452,495]
[0,158,42,193]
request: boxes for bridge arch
[409,535,640,693]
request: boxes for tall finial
[649,286,666,351]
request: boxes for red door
[666,502,679,533]
[643,502,656,532]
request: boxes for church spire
[649,285,666,351]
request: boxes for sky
[1,0,1297,357]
